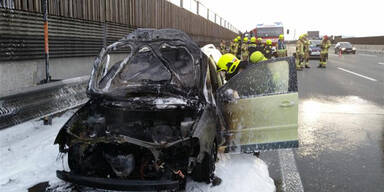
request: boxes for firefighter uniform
[220,40,227,54]
[256,38,265,54]
[248,37,258,56]
[264,39,273,59]
[319,36,331,68]
[303,34,310,68]
[296,35,305,70]
[241,37,249,61]
[277,34,287,57]
[230,38,239,56]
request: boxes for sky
[195,0,384,40]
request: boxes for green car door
[217,57,298,152]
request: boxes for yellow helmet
[217,53,241,74]
[251,37,256,43]
[236,36,241,40]
[234,38,238,42]
[279,34,284,40]
[243,37,248,42]
[250,51,267,63]
[257,37,262,42]
[299,34,304,40]
[304,33,308,37]
[266,39,272,45]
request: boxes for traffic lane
[297,59,384,106]
[294,97,384,192]
[294,56,384,191]
[259,53,383,192]
[260,97,384,192]
[328,53,384,82]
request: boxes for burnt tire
[191,140,217,183]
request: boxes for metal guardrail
[0,76,89,130]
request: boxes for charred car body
[54,28,299,191]
[54,29,223,191]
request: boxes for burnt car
[54,29,223,191]
[335,42,356,54]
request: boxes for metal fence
[0,0,238,61]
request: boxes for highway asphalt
[261,51,384,192]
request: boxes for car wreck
[54,29,223,191]
[54,28,299,191]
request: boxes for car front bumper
[341,49,355,53]
[309,51,321,59]
[57,170,180,191]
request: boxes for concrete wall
[0,56,95,95]
[0,53,133,95]
[353,44,384,55]
[335,36,384,45]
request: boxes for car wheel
[191,140,217,183]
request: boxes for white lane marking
[337,67,377,82]
[359,53,377,57]
[278,149,304,192]
[378,62,384,65]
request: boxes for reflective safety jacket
[256,43,265,54]
[303,39,310,53]
[321,39,331,54]
[264,45,273,59]
[296,40,304,55]
[241,43,249,60]
[248,43,257,55]
[230,42,239,56]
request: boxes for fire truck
[251,22,284,46]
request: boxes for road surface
[261,52,384,192]
[1,51,383,192]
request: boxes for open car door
[217,57,298,152]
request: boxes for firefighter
[248,37,258,56]
[319,35,331,68]
[296,35,305,70]
[217,53,250,80]
[220,40,227,54]
[230,38,239,56]
[241,37,249,61]
[264,39,273,59]
[237,36,242,58]
[256,37,265,54]
[250,51,267,63]
[277,34,287,57]
[303,34,310,68]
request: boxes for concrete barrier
[353,44,384,55]
[0,56,95,95]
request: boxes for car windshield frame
[87,29,205,100]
